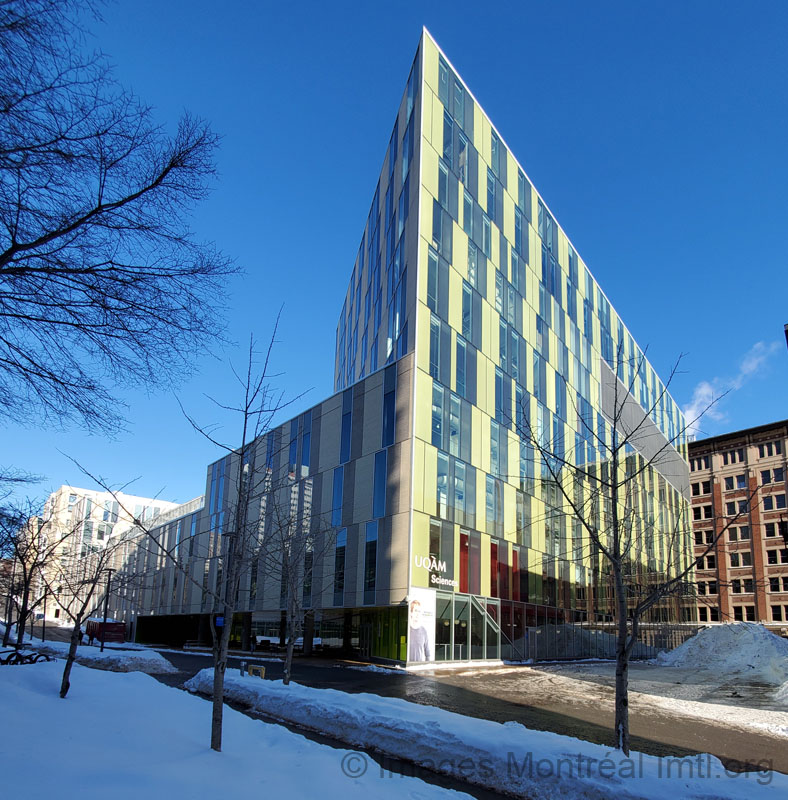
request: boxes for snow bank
[186,669,784,800]
[776,682,788,705]
[31,638,177,674]
[656,624,788,684]
[0,661,460,800]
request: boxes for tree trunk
[2,606,13,647]
[283,607,296,685]
[613,567,630,755]
[210,614,233,752]
[15,583,30,649]
[60,620,82,698]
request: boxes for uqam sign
[414,554,458,588]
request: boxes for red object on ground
[86,620,125,643]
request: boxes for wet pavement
[150,650,786,772]
[151,653,724,755]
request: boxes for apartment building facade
[689,420,788,630]
[40,485,177,620]
[110,30,692,663]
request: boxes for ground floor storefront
[131,593,698,663]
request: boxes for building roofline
[421,27,685,421]
[689,418,788,449]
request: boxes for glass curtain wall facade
[112,30,692,664]
[404,31,691,663]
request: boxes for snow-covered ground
[186,668,785,799]
[1,623,176,673]
[0,661,465,800]
[32,638,177,673]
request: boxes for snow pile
[776,682,788,705]
[656,624,788,684]
[0,661,459,800]
[186,669,785,800]
[32,639,177,674]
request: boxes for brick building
[689,420,788,629]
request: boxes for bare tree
[0,0,235,432]
[0,500,71,648]
[41,523,136,698]
[255,468,334,685]
[514,348,750,754]
[180,329,300,751]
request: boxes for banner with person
[407,587,436,663]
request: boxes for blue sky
[3,0,787,507]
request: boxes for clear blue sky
[3,0,787,507]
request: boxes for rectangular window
[490,420,501,477]
[432,199,443,252]
[382,388,395,447]
[491,130,500,177]
[364,521,378,604]
[482,214,491,257]
[427,249,439,312]
[438,161,449,208]
[429,314,441,379]
[333,529,346,606]
[462,282,472,338]
[454,461,466,524]
[436,53,450,102]
[340,407,352,464]
[453,78,464,122]
[431,383,444,448]
[499,320,507,373]
[514,208,523,255]
[443,110,453,168]
[456,336,467,398]
[437,452,449,519]
[449,393,461,457]
[487,168,496,220]
[331,467,344,527]
[458,132,468,183]
[373,450,387,518]
[467,240,477,288]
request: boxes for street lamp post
[100,568,115,653]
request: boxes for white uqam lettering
[414,554,447,573]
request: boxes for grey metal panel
[353,452,374,522]
[439,320,452,387]
[438,254,449,321]
[449,170,459,221]
[464,100,474,150]
[361,372,384,456]
[394,353,414,445]
[599,359,690,498]
[472,290,482,349]
[467,345,477,406]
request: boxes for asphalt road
[149,650,785,773]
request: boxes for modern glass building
[113,30,693,663]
